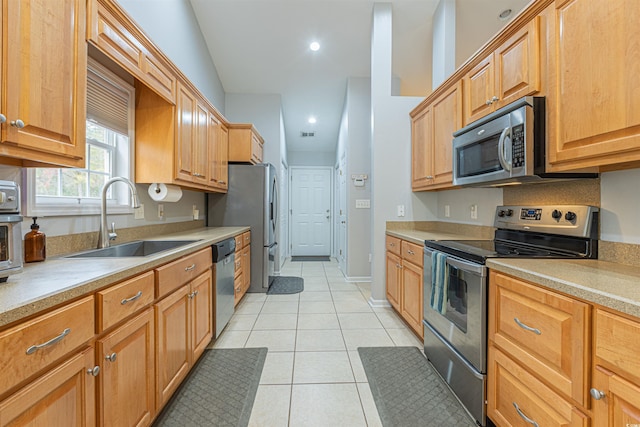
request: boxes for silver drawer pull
[26,328,71,355]
[185,264,196,271]
[121,291,143,305]
[105,352,117,362]
[407,250,415,255]
[513,402,539,427]
[87,366,100,377]
[219,181,226,185]
[514,317,541,335]
[389,243,395,247]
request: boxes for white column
[432,0,456,89]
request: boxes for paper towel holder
[154,183,161,194]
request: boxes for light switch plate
[158,204,164,219]
[397,205,405,217]
[134,204,144,220]
[355,199,370,209]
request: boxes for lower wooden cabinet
[488,347,589,427]
[0,347,97,427]
[97,308,155,427]
[155,269,213,407]
[385,234,424,338]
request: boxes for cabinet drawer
[235,234,243,250]
[594,309,640,385]
[488,347,589,427]
[0,296,95,397]
[401,241,423,267]
[97,271,155,332]
[242,231,251,247]
[156,247,212,298]
[234,275,243,306]
[386,235,401,256]
[489,271,589,406]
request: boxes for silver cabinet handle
[184,264,196,271]
[105,352,117,362]
[486,99,492,105]
[0,114,6,124]
[426,175,434,179]
[193,173,204,177]
[514,317,541,335]
[10,119,25,128]
[121,290,143,305]
[87,366,100,377]
[590,388,606,400]
[513,402,539,427]
[26,328,71,355]
[219,181,226,185]
[407,250,415,255]
[188,290,199,299]
[491,95,499,102]
[389,243,395,247]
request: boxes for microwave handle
[498,127,512,172]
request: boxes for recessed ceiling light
[309,42,320,52]
[308,116,317,124]
[498,9,512,20]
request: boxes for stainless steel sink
[66,240,200,258]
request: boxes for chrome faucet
[98,177,141,248]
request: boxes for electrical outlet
[134,204,144,219]
[470,204,478,219]
[444,205,450,218]
[158,204,164,219]
[368,253,372,262]
[397,205,405,217]
[192,205,199,220]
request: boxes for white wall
[370,4,438,304]
[118,0,226,111]
[288,151,335,167]
[432,0,456,88]
[436,188,502,225]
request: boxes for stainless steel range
[422,205,599,426]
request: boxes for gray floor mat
[153,347,267,427]
[267,276,304,294]
[290,256,331,262]
[358,346,476,427]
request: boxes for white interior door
[337,158,347,271]
[291,167,332,256]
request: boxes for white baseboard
[345,276,372,283]
[368,296,391,309]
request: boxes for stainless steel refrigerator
[207,163,278,293]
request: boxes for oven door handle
[497,126,512,172]
[424,247,487,276]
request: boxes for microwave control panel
[511,124,525,167]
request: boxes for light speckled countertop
[0,226,248,328]
[387,227,640,319]
[486,258,640,318]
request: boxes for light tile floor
[211,258,424,427]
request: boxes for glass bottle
[24,217,46,263]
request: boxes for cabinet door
[411,106,433,190]
[175,84,196,183]
[385,251,401,311]
[155,284,190,407]
[243,245,251,292]
[494,17,540,110]
[192,101,209,186]
[431,81,462,187]
[217,124,229,190]
[592,366,640,427]
[548,0,640,170]
[190,270,213,362]
[2,0,86,167]
[98,308,155,427]
[463,55,495,125]
[0,347,96,427]
[401,260,423,337]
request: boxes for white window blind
[86,67,129,135]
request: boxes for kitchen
[0,0,639,426]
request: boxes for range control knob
[565,211,577,221]
[505,209,513,217]
[498,210,506,217]
[552,209,563,220]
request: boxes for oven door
[423,246,487,372]
[0,215,23,279]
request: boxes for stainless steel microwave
[452,96,596,186]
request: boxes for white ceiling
[189,0,530,154]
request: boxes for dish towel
[430,251,449,315]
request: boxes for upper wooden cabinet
[228,124,264,164]
[175,83,209,187]
[547,0,640,171]
[463,17,540,126]
[0,0,87,168]
[208,116,229,191]
[87,0,176,104]
[411,81,462,191]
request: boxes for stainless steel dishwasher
[212,238,236,338]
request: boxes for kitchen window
[24,58,135,216]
